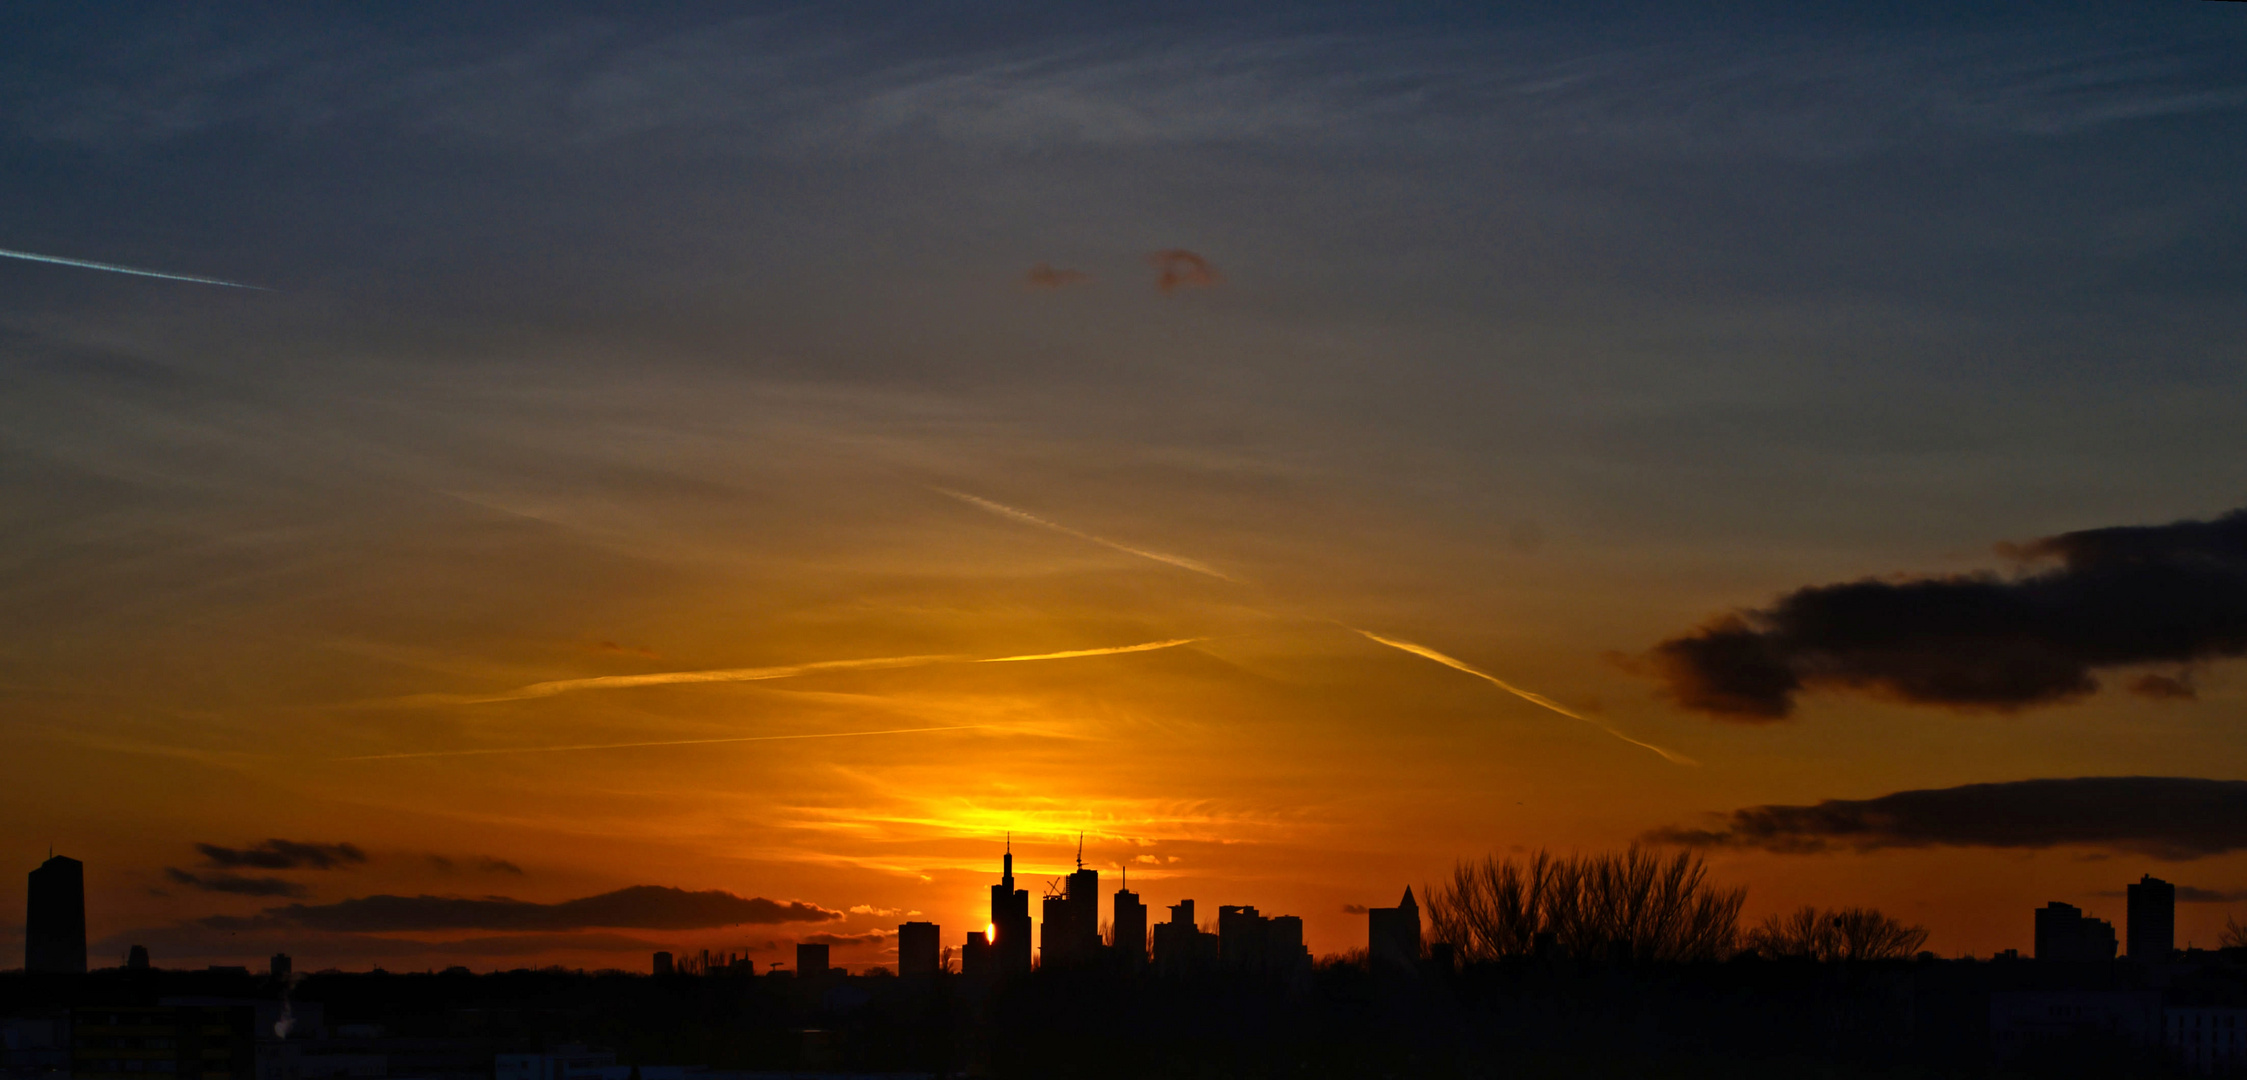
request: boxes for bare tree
[1744,906,1928,961]
[2221,916,2247,950]
[1425,847,1745,963]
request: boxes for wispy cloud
[0,246,270,290]
[1354,629,1695,766]
[979,639,1201,664]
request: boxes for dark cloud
[2129,672,2198,702]
[1643,508,2247,720]
[1341,903,1368,914]
[1146,249,1220,293]
[1021,263,1091,289]
[1645,777,2247,861]
[198,885,842,933]
[164,868,307,898]
[799,930,892,946]
[427,855,525,876]
[197,839,367,870]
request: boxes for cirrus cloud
[196,885,842,933]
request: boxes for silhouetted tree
[1744,906,1928,961]
[1425,847,1744,963]
[2222,916,2247,949]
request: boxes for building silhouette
[796,943,830,978]
[962,931,992,979]
[269,953,291,981]
[2127,874,2175,960]
[2035,901,2118,961]
[1152,899,1216,975]
[988,837,1032,975]
[1112,870,1147,970]
[26,854,87,975]
[651,951,673,976]
[127,945,149,971]
[1368,886,1421,971]
[897,921,939,978]
[1040,836,1101,966]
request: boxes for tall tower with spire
[988,835,1032,975]
[1113,864,1147,969]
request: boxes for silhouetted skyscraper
[2036,901,2118,962]
[988,837,1032,975]
[898,921,939,978]
[25,855,86,975]
[1219,905,1267,970]
[962,931,992,979]
[127,945,149,971]
[1368,887,1421,971]
[2128,875,2175,960]
[651,951,674,977]
[1112,871,1147,970]
[270,953,291,981]
[796,942,830,978]
[1042,835,1100,966]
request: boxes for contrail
[935,488,1236,582]
[0,246,270,290]
[390,638,1204,707]
[979,638,1202,663]
[334,724,993,762]
[1353,629,1697,767]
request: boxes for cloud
[1642,508,2247,720]
[1147,249,1221,293]
[591,640,661,659]
[2129,673,2198,702]
[197,885,842,933]
[163,868,307,898]
[428,855,526,876]
[800,930,892,946]
[1645,776,2247,861]
[196,840,367,870]
[1341,903,1368,914]
[1022,263,1091,289]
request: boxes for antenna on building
[1077,832,1084,870]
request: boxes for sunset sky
[4,2,2247,973]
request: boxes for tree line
[1424,847,1928,963]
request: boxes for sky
[3,1,2246,973]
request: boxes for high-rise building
[1112,872,1147,970]
[1368,887,1421,971]
[26,855,87,975]
[1041,835,1101,966]
[796,943,831,978]
[651,951,674,977]
[962,931,992,979]
[269,954,291,981]
[1153,899,1214,975]
[127,945,149,971]
[2036,901,2118,962]
[988,837,1033,975]
[897,921,940,978]
[1218,905,1267,970]
[2128,875,2176,961]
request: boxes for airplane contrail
[979,638,1202,663]
[389,638,1205,707]
[931,487,1681,765]
[0,246,270,290]
[1353,629,1697,766]
[935,488,1236,582]
[334,724,993,762]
